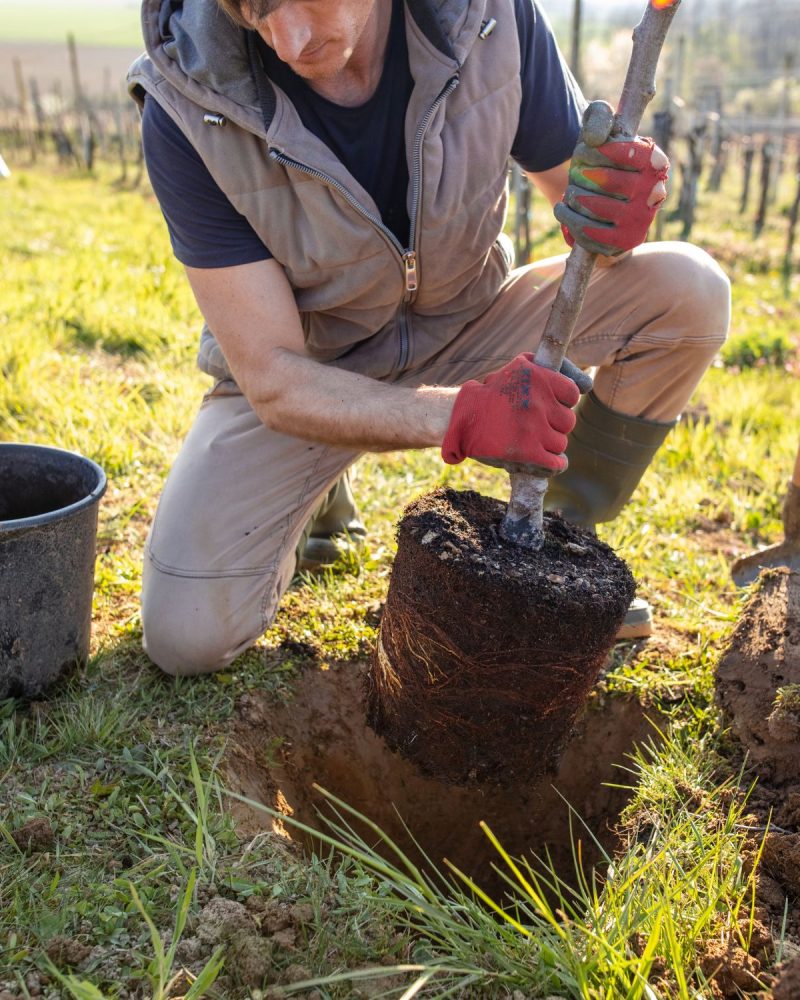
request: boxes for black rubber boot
[296,471,367,574]
[545,392,676,639]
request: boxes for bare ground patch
[225,661,665,894]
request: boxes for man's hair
[217,0,250,27]
[217,0,282,27]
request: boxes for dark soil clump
[45,936,92,969]
[11,817,54,854]
[697,938,764,997]
[367,487,636,785]
[773,956,800,999]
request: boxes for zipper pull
[403,251,418,293]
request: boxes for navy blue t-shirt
[142,0,584,269]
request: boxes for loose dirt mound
[227,662,662,891]
[716,569,800,785]
[773,955,800,999]
[10,816,54,854]
[715,569,800,948]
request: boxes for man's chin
[290,60,343,83]
[288,45,346,82]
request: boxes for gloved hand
[441,354,586,472]
[555,133,669,256]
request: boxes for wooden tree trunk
[511,164,532,265]
[113,100,129,185]
[784,154,800,281]
[653,107,674,241]
[68,33,97,172]
[708,139,728,193]
[740,142,755,214]
[679,124,705,240]
[28,78,47,153]
[13,58,37,164]
[754,141,774,238]
[707,105,727,193]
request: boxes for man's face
[243,0,379,81]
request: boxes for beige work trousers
[142,241,730,675]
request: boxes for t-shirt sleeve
[141,95,272,268]
[510,0,587,174]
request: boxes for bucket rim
[0,442,108,533]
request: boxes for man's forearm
[184,260,457,452]
[245,346,458,451]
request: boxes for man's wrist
[417,385,459,448]
[595,250,632,268]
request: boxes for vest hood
[134,0,261,132]
[137,0,486,131]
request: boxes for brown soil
[773,956,800,999]
[172,892,325,992]
[226,662,663,894]
[714,569,800,974]
[10,816,54,854]
[762,832,800,899]
[218,569,800,994]
[698,939,764,997]
[716,569,800,786]
[44,936,92,969]
[367,488,636,785]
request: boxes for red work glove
[441,354,581,472]
[555,134,669,256]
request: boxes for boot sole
[615,598,653,641]
[298,536,366,574]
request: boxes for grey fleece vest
[129,0,522,381]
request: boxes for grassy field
[0,153,799,1000]
[0,5,142,47]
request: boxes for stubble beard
[287,45,352,82]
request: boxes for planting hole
[227,663,663,889]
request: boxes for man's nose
[267,7,314,61]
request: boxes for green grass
[0,4,143,47]
[0,156,798,997]
[225,729,767,999]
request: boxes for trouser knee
[648,243,731,353]
[592,243,731,422]
[142,619,242,677]
[141,559,284,677]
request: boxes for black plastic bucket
[0,443,107,698]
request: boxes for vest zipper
[396,74,459,370]
[268,74,459,373]
[269,148,405,254]
[406,76,460,267]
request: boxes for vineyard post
[67,33,96,171]
[740,138,755,215]
[783,149,800,286]
[754,140,774,238]
[12,58,37,163]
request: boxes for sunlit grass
[228,725,768,999]
[0,3,143,47]
[0,157,797,996]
